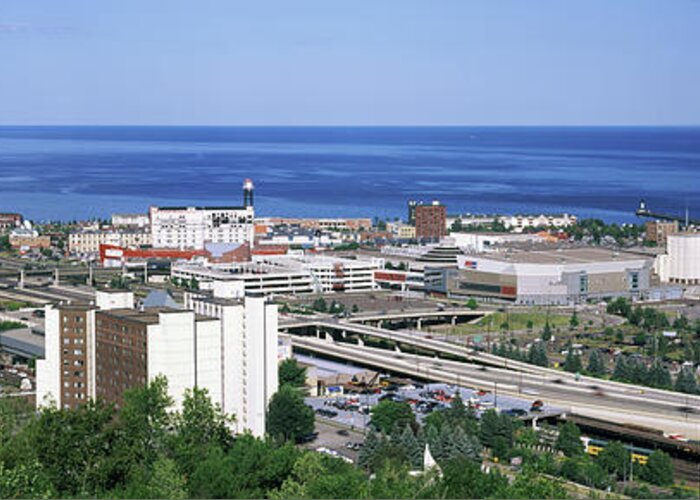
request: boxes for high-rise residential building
[150,180,255,250]
[415,201,447,240]
[36,289,278,437]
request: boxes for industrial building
[427,247,654,305]
[36,288,278,437]
[150,179,255,250]
[655,233,700,285]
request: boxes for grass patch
[442,311,570,335]
[0,301,30,312]
[0,320,26,332]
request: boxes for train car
[582,436,652,465]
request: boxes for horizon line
[1,123,699,128]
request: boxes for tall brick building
[415,202,447,240]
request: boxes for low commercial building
[0,213,23,233]
[9,227,51,250]
[35,289,277,437]
[655,233,700,285]
[259,217,372,231]
[396,225,416,240]
[69,230,151,255]
[428,247,653,305]
[112,213,150,229]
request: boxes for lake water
[0,126,698,223]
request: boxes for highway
[291,335,700,439]
[281,315,700,409]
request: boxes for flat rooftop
[479,247,652,265]
[96,307,216,324]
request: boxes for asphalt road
[292,336,700,439]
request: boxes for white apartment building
[189,292,278,436]
[36,289,277,437]
[150,205,254,250]
[69,230,151,255]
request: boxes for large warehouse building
[655,233,700,285]
[427,247,654,305]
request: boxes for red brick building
[415,203,447,240]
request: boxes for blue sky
[1,0,698,125]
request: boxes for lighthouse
[243,178,254,207]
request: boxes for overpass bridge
[347,308,490,329]
[291,335,700,439]
[280,315,700,410]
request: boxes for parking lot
[305,382,562,431]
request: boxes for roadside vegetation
[1,373,692,499]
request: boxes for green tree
[118,455,188,499]
[647,361,672,389]
[563,342,582,374]
[528,342,549,367]
[555,421,584,458]
[370,400,417,435]
[526,320,534,331]
[399,426,423,469]
[613,355,630,382]
[0,460,55,499]
[171,386,234,475]
[598,440,630,480]
[541,321,553,342]
[312,297,327,313]
[436,458,508,499]
[504,470,568,499]
[358,429,382,471]
[569,310,579,329]
[479,410,515,458]
[675,365,698,394]
[188,435,299,498]
[278,358,307,388]
[267,385,314,443]
[466,298,478,310]
[273,451,366,500]
[117,375,173,476]
[26,400,118,496]
[587,349,606,377]
[351,304,359,313]
[640,450,673,486]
